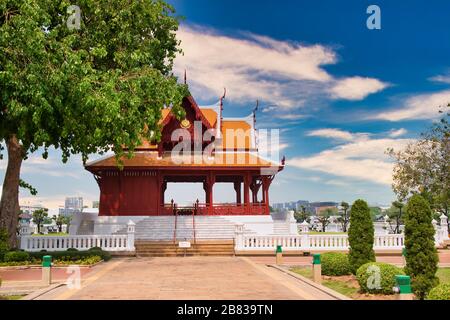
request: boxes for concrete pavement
[31,256,341,300]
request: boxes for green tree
[348,199,375,274]
[386,201,404,234]
[294,205,309,222]
[337,201,350,232]
[317,207,337,232]
[32,208,48,234]
[52,215,71,233]
[403,194,439,299]
[0,0,188,246]
[388,105,449,222]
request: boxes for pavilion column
[243,173,251,214]
[161,181,167,205]
[205,174,215,214]
[233,181,241,204]
[262,176,271,215]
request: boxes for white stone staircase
[113,216,253,241]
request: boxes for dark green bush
[67,248,78,252]
[88,247,102,252]
[4,251,30,262]
[356,262,405,295]
[348,199,375,274]
[403,195,439,300]
[0,228,9,262]
[29,249,111,262]
[321,252,352,276]
[426,284,450,300]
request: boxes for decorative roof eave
[160,96,214,129]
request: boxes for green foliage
[369,206,382,221]
[337,201,350,232]
[87,247,102,252]
[321,252,352,276]
[0,0,188,245]
[404,194,439,299]
[4,251,30,262]
[356,262,405,295]
[388,105,449,215]
[67,248,78,252]
[32,208,48,234]
[29,249,111,262]
[348,199,375,274]
[426,283,450,300]
[0,228,9,261]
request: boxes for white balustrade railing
[236,231,444,252]
[19,220,136,252]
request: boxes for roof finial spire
[220,88,226,133]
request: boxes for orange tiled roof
[219,120,252,150]
[86,151,278,169]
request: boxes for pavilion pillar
[205,174,215,214]
[234,181,241,204]
[156,172,162,215]
[161,181,167,205]
[262,176,271,215]
[243,173,251,214]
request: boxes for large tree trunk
[0,135,24,248]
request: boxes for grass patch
[0,295,24,300]
[322,279,359,297]
[437,268,450,284]
[290,266,312,279]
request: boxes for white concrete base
[70,210,299,239]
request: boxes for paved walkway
[31,257,339,300]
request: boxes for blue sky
[1,0,450,209]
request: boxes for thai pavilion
[85,94,284,217]
[72,93,295,253]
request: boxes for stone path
[31,257,339,300]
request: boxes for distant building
[20,204,44,215]
[59,197,84,217]
[92,201,99,208]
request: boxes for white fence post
[432,219,440,244]
[234,223,244,251]
[440,214,449,242]
[127,220,136,251]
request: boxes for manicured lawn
[290,266,312,279]
[290,266,450,299]
[437,268,450,284]
[0,295,24,300]
[322,279,359,297]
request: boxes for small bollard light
[276,245,283,265]
[42,255,52,286]
[312,253,321,284]
[395,275,413,300]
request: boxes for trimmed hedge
[29,249,111,262]
[4,251,30,262]
[348,199,375,274]
[403,195,439,299]
[356,262,405,295]
[426,284,450,300]
[321,252,352,276]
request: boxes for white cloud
[388,128,407,137]
[330,76,389,100]
[289,137,412,185]
[372,90,450,121]
[306,128,369,142]
[429,74,450,84]
[175,25,387,113]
